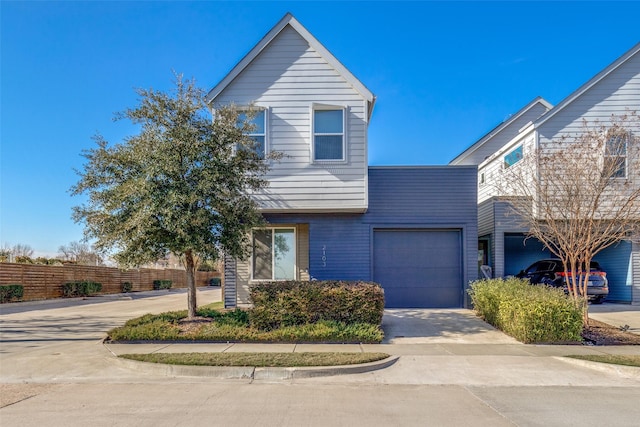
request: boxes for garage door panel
[384,286,461,309]
[381,267,461,288]
[374,230,462,308]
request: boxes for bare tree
[495,112,640,322]
[58,241,104,265]
[11,244,34,258]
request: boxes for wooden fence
[0,263,221,301]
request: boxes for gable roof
[205,13,376,119]
[449,96,553,165]
[534,42,640,127]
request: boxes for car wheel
[591,297,604,304]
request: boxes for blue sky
[1,1,639,256]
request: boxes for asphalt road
[1,288,639,427]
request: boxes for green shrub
[153,280,172,290]
[209,277,221,286]
[468,278,583,343]
[122,282,133,293]
[0,284,24,303]
[248,280,385,330]
[61,281,102,297]
[109,320,181,341]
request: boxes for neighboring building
[451,43,640,304]
[207,13,478,308]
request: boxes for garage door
[373,229,462,308]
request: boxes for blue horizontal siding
[264,166,479,305]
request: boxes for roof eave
[449,96,553,165]
[534,42,640,128]
[205,13,375,111]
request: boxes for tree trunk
[184,249,197,319]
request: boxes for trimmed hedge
[153,280,172,290]
[468,278,583,343]
[122,282,133,293]
[249,280,385,330]
[0,284,24,303]
[62,281,102,297]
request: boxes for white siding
[477,132,535,203]
[214,25,368,212]
[536,51,640,217]
[538,53,640,140]
[452,101,549,166]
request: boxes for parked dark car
[515,259,608,303]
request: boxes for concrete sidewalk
[3,292,639,427]
[2,289,639,383]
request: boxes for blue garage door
[373,229,462,308]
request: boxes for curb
[108,354,399,380]
[554,356,640,379]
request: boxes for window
[313,108,344,161]
[605,133,628,178]
[252,228,296,280]
[503,145,523,168]
[237,109,266,158]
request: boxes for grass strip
[566,354,640,367]
[120,352,390,367]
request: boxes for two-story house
[206,13,478,309]
[451,43,640,305]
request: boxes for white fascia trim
[478,125,535,171]
[205,13,375,111]
[534,42,640,128]
[450,97,553,165]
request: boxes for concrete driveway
[382,308,519,344]
[589,303,640,335]
[2,289,640,427]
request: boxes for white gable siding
[536,52,640,212]
[537,53,640,143]
[214,25,368,212]
[452,102,550,166]
[477,131,535,203]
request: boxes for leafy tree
[495,112,640,322]
[0,245,11,263]
[71,75,275,318]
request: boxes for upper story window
[605,132,628,178]
[503,145,523,168]
[237,109,266,159]
[313,107,345,161]
[252,228,296,281]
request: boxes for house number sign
[322,245,327,267]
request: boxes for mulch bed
[582,319,640,345]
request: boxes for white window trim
[238,107,268,158]
[250,227,297,281]
[311,104,348,164]
[604,133,628,179]
[503,144,523,168]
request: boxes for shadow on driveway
[381,309,519,344]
